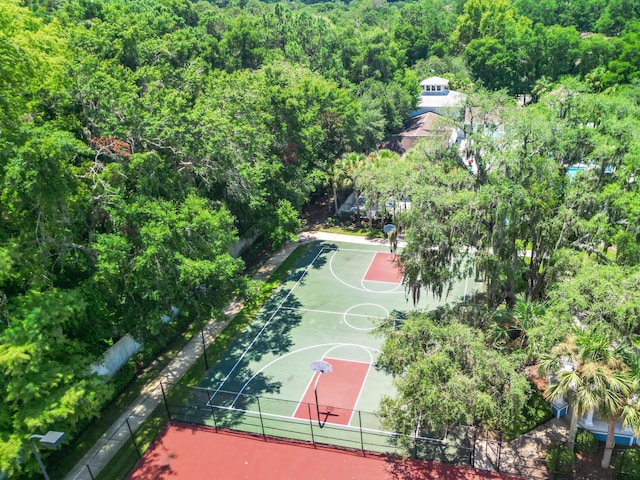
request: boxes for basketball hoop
[311,360,333,373]
[310,360,333,428]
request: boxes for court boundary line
[322,357,372,366]
[209,246,326,402]
[199,393,446,443]
[320,246,396,255]
[204,403,408,438]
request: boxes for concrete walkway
[64,231,394,480]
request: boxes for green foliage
[376,311,533,440]
[616,448,640,477]
[546,256,640,337]
[509,385,553,435]
[0,289,112,477]
[108,359,136,397]
[267,199,301,250]
[575,428,599,455]
[2,0,640,476]
[546,443,575,473]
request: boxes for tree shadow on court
[208,290,304,377]
[184,291,306,428]
[229,291,304,363]
[280,242,332,287]
[384,455,503,480]
[127,444,176,479]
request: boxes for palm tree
[338,152,366,221]
[598,346,640,468]
[326,160,351,215]
[488,294,544,353]
[537,327,631,457]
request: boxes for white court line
[212,403,445,443]
[280,306,389,320]
[361,253,378,290]
[323,356,372,366]
[209,403,411,438]
[363,278,405,285]
[322,246,399,254]
[348,361,373,426]
[321,345,375,363]
[210,247,325,402]
[343,303,389,331]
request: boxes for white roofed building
[413,76,466,118]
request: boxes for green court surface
[177,239,481,452]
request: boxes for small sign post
[310,360,332,428]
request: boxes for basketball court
[126,422,522,480]
[180,240,481,444]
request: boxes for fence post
[358,410,365,455]
[201,328,209,370]
[256,396,267,441]
[207,389,218,431]
[496,431,502,472]
[126,418,142,458]
[160,380,171,420]
[470,428,476,468]
[307,403,316,447]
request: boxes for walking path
[64,231,396,480]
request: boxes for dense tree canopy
[3,0,640,476]
[377,310,532,437]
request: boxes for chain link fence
[73,381,636,480]
[157,381,635,479]
[73,412,148,480]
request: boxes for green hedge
[546,443,574,474]
[616,448,640,478]
[508,384,553,436]
[575,428,599,455]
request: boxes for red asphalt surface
[127,422,523,480]
[293,357,370,426]
[364,252,403,283]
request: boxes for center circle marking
[343,304,389,331]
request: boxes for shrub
[509,384,553,436]
[109,358,136,395]
[615,448,640,478]
[546,443,574,474]
[575,428,599,455]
